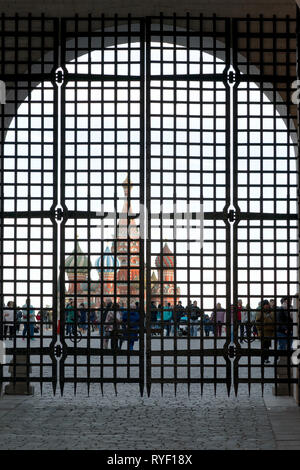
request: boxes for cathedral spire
[122,175,133,198]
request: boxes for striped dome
[65,241,90,274]
[155,243,174,268]
[96,246,119,273]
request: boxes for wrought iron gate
[0,15,60,393]
[232,15,299,396]
[0,13,299,398]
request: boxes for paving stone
[0,338,299,450]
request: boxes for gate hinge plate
[229,345,236,358]
[227,209,236,222]
[53,67,67,86]
[54,344,62,358]
[228,71,236,84]
[55,208,63,221]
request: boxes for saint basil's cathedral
[64,176,180,307]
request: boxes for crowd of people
[1,298,52,341]
[149,297,294,363]
[1,296,296,359]
[65,299,140,351]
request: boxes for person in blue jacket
[157,302,173,337]
[122,303,140,351]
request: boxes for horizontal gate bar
[0,74,55,82]
[238,212,298,220]
[3,210,294,221]
[0,211,54,218]
[149,350,228,357]
[64,73,227,82]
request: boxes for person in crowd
[245,303,258,338]
[3,301,15,340]
[37,308,47,331]
[41,307,49,329]
[122,303,140,351]
[276,296,293,352]
[237,299,244,343]
[16,307,23,333]
[65,300,75,336]
[40,307,51,330]
[203,312,212,337]
[104,303,123,350]
[162,302,173,337]
[89,307,96,332]
[255,299,275,364]
[171,300,185,336]
[22,298,35,341]
[150,301,158,335]
[117,303,126,349]
[48,308,53,328]
[78,303,87,333]
[95,303,102,338]
[35,309,40,334]
[211,302,225,337]
[270,299,276,311]
[99,300,112,339]
[189,300,201,337]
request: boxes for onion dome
[95,246,119,273]
[65,241,90,274]
[155,243,174,269]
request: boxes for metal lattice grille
[145,15,232,395]
[0,16,59,394]
[58,17,145,394]
[0,13,299,398]
[232,16,298,395]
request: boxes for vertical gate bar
[113,12,118,397]
[246,15,252,396]
[50,16,60,395]
[139,17,146,397]
[199,12,205,396]
[272,15,279,396]
[212,13,217,397]
[145,15,152,397]
[272,14,279,394]
[25,13,31,395]
[172,12,178,397]
[0,13,4,396]
[285,14,292,397]
[185,12,192,397]
[233,12,240,396]
[225,17,233,397]
[125,13,131,388]
[39,13,44,395]
[259,14,265,397]
[59,17,68,396]
[86,12,92,397]
[159,12,164,396]
[211,14,216,396]
[73,13,79,396]
[297,5,300,406]
[100,13,105,396]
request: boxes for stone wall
[0,0,297,18]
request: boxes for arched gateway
[0,13,299,398]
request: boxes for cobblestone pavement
[0,335,299,450]
[0,384,277,450]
